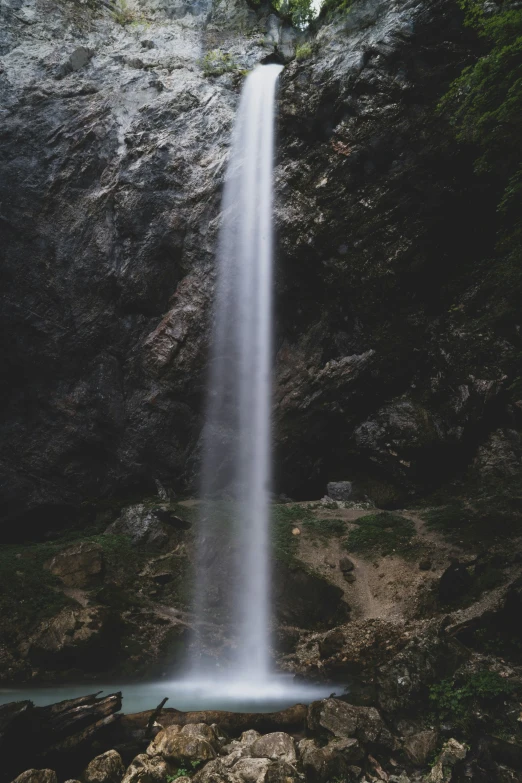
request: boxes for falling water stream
[192,63,283,685]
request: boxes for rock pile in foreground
[5,697,473,783]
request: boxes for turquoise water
[0,676,337,714]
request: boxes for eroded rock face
[45,541,104,587]
[0,0,292,527]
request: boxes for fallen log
[0,692,122,783]
[117,702,308,739]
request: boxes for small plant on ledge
[200,50,240,77]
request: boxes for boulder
[233,758,272,783]
[327,482,353,501]
[438,561,472,604]
[307,699,394,749]
[45,541,104,587]
[192,758,238,783]
[82,751,125,783]
[250,732,296,763]
[403,729,438,766]
[240,731,262,746]
[121,754,171,783]
[105,505,172,549]
[12,772,57,783]
[147,724,216,763]
[180,723,221,751]
[339,557,355,573]
[426,738,467,783]
[319,630,345,659]
[299,737,363,783]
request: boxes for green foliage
[429,670,516,725]
[295,41,314,60]
[320,0,353,19]
[200,50,240,77]
[167,762,201,781]
[345,512,416,556]
[439,0,522,321]
[272,0,315,29]
[110,0,146,25]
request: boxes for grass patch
[344,512,416,557]
[271,504,314,564]
[301,517,346,538]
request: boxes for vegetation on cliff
[440,0,522,324]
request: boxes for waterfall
[192,63,283,684]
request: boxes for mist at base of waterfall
[0,675,338,714]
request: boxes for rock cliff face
[1,0,520,531]
[0,0,293,529]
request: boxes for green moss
[0,543,73,629]
[200,50,240,77]
[344,512,416,556]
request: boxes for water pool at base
[0,676,341,714]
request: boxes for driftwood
[117,702,308,739]
[145,697,169,739]
[0,692,122,783]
